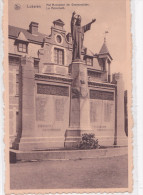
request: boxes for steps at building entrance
[10,146,128,163]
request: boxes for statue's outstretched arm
[83,18,96,33]
[91,19,96,23]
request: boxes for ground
[10,154,128,189]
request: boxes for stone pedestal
[18,56,36,150]
[114,73,128,146]
[65,61,91,148]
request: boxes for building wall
[93,58,101,70]
[9,56,20,147]
[9,39,42,58]
[9,40,42,147]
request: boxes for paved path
[10,155,128,189]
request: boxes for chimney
[29,22,39,34]
[53,19,65,30]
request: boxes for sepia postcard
[4,0,132,193]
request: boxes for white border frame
[0,0,143,194]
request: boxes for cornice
[35,73,73,84]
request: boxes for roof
[99,40,110,54]
[16,31,29,42]
[99,39,112,60]
[85,48,94,56]
[53,19,65,26]
[9,25,46,43]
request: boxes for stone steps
[10,146,128,163]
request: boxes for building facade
[9,19,127,150]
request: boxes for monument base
[117,136,128,146]
[19,137,65,151]
[64,128,95,148]
[64,128,81,148]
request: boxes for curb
[10,147,128,163]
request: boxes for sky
[8,0,130,86]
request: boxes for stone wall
[89,89,115,146]
[9,56,20,147]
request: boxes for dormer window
[86,57,93,66]
[18,42,27,53]
[16,31,29,53]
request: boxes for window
[9,56,20,65]
[16,74,19,96]
[101,59,106,71]
[18,42,27,53]
[86,57,93,66]
[56,35,62,43]
[34,60,39,73]
[54,48,64,65]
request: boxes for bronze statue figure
[71,11,96,61]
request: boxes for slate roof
[99,40,112,60]
[9,25,46,43]
[99,41,110,54]
[16,31,29,42]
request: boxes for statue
[71,11,96,61]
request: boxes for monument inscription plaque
[90,90,115,132]
[37,83,69,96]
[36,97,47,121]
[55,99,64,121]
[35,84,70,137]
[90,90,114,101]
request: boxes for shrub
[78,133,100,149]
